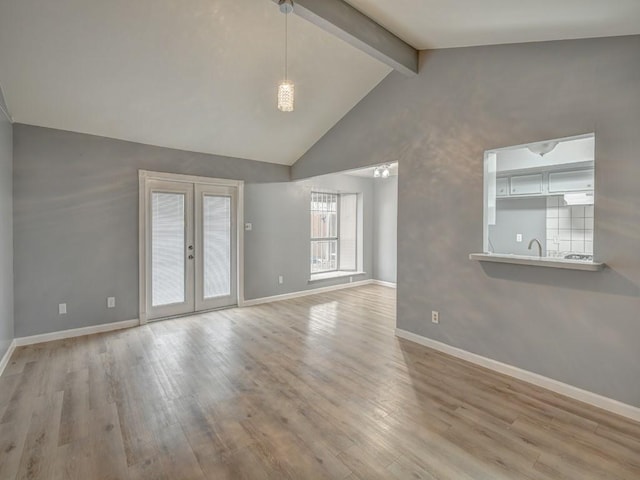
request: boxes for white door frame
[138,170,245,324]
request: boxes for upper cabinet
[497,167,594,198]
[496,177,509,197]
[548,169,594,193]
[510,173,542,196]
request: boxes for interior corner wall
[12,125,289,338]
[244,173,374,300]
[291,35,640,407]
[373,175,397,283]
[0,109,13,359]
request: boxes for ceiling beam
[273,0,418,76]
[0,84,11,122]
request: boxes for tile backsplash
[545,196,593,257]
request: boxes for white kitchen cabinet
[510,173,542,195]
[548,169,594,193]
[496,177,509,197]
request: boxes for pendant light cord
[284,11,288,82]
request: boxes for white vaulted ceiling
[345,0,640,49]
[2,1,639,166]
[0,0,391,165]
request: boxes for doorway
[139,171,244,323]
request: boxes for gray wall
[12,125,375,337]
[244,173,374,300]
[13,125,289,337]
[373,175,397,283]
[0,103,12,359]
[489,197,546,256]
[291,36,640,407]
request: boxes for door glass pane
[152,192,185,306]
[203,195,231,298]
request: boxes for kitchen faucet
[528,238,542,257]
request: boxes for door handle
[188,255,194,260]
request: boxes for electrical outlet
[431,311,439,324]
[516,233,523,243]
[59,303,67,315]
[278,275,284,285]
[107,297,116,308]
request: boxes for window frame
[310,191,340,274]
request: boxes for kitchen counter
[469,253,604,271]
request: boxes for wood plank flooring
[1,284,639,479]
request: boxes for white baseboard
[14,319,139,347]
[372,279,397,288]
[395,328,640,423]
[0,339,17,377]
[242,279,374,307]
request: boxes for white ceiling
[346,0,640,49]
[0,0,391,165]
[2,1,638,167]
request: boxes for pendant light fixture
[277,0,294,112]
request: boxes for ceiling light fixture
[277,0,294,112]
[373,164,391,178]
[527,141,559,157]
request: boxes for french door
[140,173,240,322]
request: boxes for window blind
[339,193,357,271]
[203,195,231,299]
[151,192,185,306]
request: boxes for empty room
[1,1,639,479]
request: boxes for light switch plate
[107,297,116,308]
[59,303,67,315]
[244,223,252,231]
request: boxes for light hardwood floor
[1,285,639,479]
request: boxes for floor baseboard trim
[14,319,140,347]
[372,280,397,288]
[242,279,374,307]
[395,328,640,423]
[0,339,17,377]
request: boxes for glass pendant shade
[278,82,294,112]
[381,167,390,178]
[373,167,381,178]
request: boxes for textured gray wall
[13,125,289,337]
[292,36,640,407]
[0,107,12,359]
[244,173,374,300]
[373,176,397,283]
[489,197,546,255]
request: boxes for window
[310,192,358,274]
